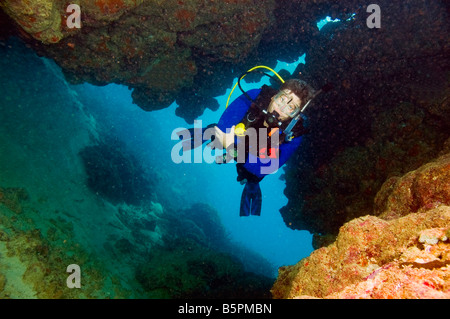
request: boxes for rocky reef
[272,152,450,299]
[79,137,155,206]
[0,39,274,298]
[0,186,273,298]
[135,238,273,298]
[0,0,278,123]
[0,0,370,123]
[280,0,449,238]
[0,189,133,298]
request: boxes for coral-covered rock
[328,263,450,299]
[272,153,450,299]
[375,152,450,219]
[81,0,141,24]
[0,0,65,44]
[2,0,448,126]
[272,206,450,299]
[135,239,273,298]
[0,202,134,298]
[0,0,142,44]
[79,138,155,205]
[1,0,278,118]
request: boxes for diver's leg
[251,183,262,216]
[240,183,252,217]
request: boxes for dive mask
[272,92,301,118]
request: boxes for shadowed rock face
[0,0,279,122]
[279,0,449,237]
[1,0,449,239]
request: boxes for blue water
[70,55,313,276]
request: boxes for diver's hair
[280,79,315,107]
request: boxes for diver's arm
[206,125,235,150]
[208,88,261,152]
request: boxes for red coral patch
[174,9,196,28]
[95,0,126,15]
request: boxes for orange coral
[242,20,259,34]
[272,207,450,299]
[272,153,450,299]
[174,9,196,29]
[376,152,450,219]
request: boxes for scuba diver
[177,66,330,217]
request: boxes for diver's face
[268,89,301,122]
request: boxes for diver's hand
[207,125,235,150]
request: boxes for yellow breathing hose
[225,65,285,109]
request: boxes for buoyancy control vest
[238,85,309,143]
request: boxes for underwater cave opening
[70,53,314,277]
[184,55,315,275]
[1,35,315,282]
